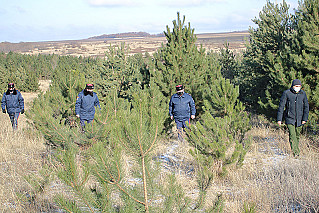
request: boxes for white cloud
[87,0,142,7]
[0,8,7,16]
[14,6,27,14]
[160,0,226,7]
[87,0,226,7]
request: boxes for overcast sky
[0,0,299,43]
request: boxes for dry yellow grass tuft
[0,113,46,212]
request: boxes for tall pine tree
[152,12,212,113]
[187,77,250,209]
[292,0,319,125]
[241,0,297,116]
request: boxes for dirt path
[21,80,51,110]
[17,80,51,129]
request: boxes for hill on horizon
[0,30,250,57]
[88,31,165,40]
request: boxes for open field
[0,31,249,57]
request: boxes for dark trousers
[287,124,302,156]
[9,112,20,130]
[175,118,190,141]
[80,119,93,132]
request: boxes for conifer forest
[0,0,319,212]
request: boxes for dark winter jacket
[1,89,24,114]
[75,90,101,120]
[169,92,196,121]
[277,87,309,127]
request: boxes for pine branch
[144,125,158,155]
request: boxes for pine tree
[218,42,241,83]
[241,0,297,116]
[152,12,211,114]
[292,0,319,125]
[187,77,250,207]
[93,44,152,102]
[241,0,319,128]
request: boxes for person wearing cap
[1,83,25,130]
[277,79,309,157]
[75,84,101,132]
[169,85,196,140]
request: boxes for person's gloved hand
[21,109,25,114]
[2,109,6,113]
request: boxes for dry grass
[0,112,47,212]
[220,124,319,212]
[0,80,55,212]
[154,116,319,212]
[206,117,319,212]
[1,84,318,212]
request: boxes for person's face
[177,89,184,95]
[293,85,301,92]
[86,89,93,93]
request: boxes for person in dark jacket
[277,79,309,157]
[1,83,25,130]
[75,84,101,132]
[169,85,196,140]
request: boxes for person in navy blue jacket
[169,85,196,140]
[75,84,101,132]
[1,83,25,130]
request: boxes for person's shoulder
[77,90,84,97]
[282,89,291,95]
[184,93,193,98]
[93,92,99,98]
[171,93,178,98]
